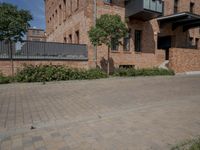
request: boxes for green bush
[15,65,107,82]
[113,68,175,77]
[171,137,200,150]
[0,73,11,84]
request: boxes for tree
[88,14,128,75]
[0,2,33,42]
[0,2,32,76]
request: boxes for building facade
[27,28,46,42]
[44,0,200,70]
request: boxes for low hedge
[0,66,175,84]
[15,65,108,82]
[113,68,175,77]
[0,73,11,84]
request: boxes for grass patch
[113,68,175,77]
[171,137,200,150]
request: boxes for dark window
[123,30,131,51]
[77,0,79,9]
[196,38,199,48]
[135,30,142,52]
[75,31,79,44]
[174,0,179,13]
[32,30,36,35]
[111,38,119,51]
[70,0,72,13]
[64,37,67,43]
[63,0,66,5]
[104,0,112,4]
[190,2,194,13]
[189,37,193,46]
[69,34,72,43]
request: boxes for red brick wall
[169,48,200,73]
[0,60,88,76]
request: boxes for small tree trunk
[107,46,110,76]
[9,41,14,77]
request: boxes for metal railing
[143,0,163,13]
[0,41,88,60]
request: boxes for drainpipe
[93,0,97,67]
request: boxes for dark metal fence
[0,41,88,60]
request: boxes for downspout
[93,0,97,67]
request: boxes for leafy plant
[0,2,32,42]
[113,68,175,77]
[0,73,11,84]
[15,65,107,82]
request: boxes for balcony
[125,0,163,21]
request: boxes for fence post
[44,42,46,59]
[27,41,29,59]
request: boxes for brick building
[44,0,200,70]
[27,28,46,42]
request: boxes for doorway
[158,36,172,60]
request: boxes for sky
[0,0,45,30]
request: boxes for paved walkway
[0,75,200,150]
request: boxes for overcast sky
[0,0,45,30]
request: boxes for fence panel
[0,41,88,60]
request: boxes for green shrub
[171,137,200,150]
[113,68,175,77]
[0,73,11,84]
[15,65,107,82]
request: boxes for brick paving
[0,75,200,150]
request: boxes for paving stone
[0,76,200,150]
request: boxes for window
[189,37,193,46]
[68,34,72,43]
[75,30,80,44]
[64,37,67,43]
[104,0,112,4]
[77,0,79,9]
[196,38,199,48]
[174,0,179,13]
[190,2,194,13]
[111,38,119,51]
[135,30,142,52]
[123,30,131,51]
[32,30,36,35]
[70,0,72,13]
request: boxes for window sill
[111,50,120,53]
[104,2,112,6]
[123,51,132,54]
[135,51,142,54]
